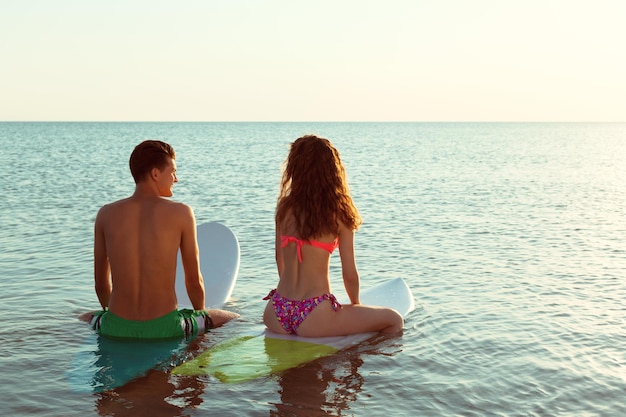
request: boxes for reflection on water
[68,320,209,393]
[270,334,404,416]
[271,352,365,416]
[95,370,207,417]
[92,335,209,416]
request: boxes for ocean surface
[1,122,624,416]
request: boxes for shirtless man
[82,140,238,339]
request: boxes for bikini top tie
[280,235,339,262]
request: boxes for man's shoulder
[94,198,132,225]
[161,197,192,209]
[96,196,193,223]
[97,197,130,214]
[158,198,195,219]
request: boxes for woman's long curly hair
[276,135,362,240]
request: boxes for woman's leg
[297,301,403,337]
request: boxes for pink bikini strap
[281,235,305,262]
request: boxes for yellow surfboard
[173,277,414,383]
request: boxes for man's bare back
[85,140,237,334]
[95,193,198,320]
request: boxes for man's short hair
[129,140,176,184]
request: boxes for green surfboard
[174,335,338,383]
[173,277,414,383]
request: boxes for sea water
[0,122,624,416]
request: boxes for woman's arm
[338,224,360,304]
[275,219,284,277]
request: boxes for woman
[263,135,403,337]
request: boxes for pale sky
[1,0,625,122]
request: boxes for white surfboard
[67,221,239,393]
[175,221,240,308]
[172,277,414,384]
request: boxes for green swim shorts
[90,309,213,340]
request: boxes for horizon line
[1,120,625,124]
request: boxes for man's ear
[150,167,160,181]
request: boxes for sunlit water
[1,122,624,416]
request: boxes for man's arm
[180,206,205,310]
[94,211,111,309]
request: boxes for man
[81,140,238,339]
